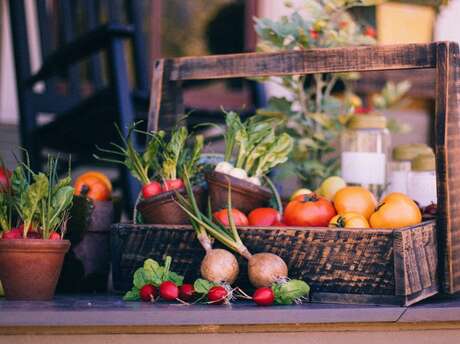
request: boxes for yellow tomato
[369,192,422,229]
[329,212,370,229]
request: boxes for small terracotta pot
[58,196,120,293]
[0,239,70,300]
[137,186,206,225]
[206,171,272,213]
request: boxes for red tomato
[284,193,336,227]
[142,181,162,199]
[162,179,184,192]
[0,167,11,192]
[248,208,281,226]
[214,209,249,226]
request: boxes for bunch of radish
[175,173,310,305]
[95,122,203,201]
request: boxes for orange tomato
[333,186,377,220]
[329,212,370,229]
[74,171,112,201]
[370,192,422,229]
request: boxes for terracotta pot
[206,171,272,213]
[0,239,70,300]
[137,186,206,225]
[57,196,120,293]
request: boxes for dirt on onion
[201,249,239,284]
[248,252,288,288]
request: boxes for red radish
[2,229,22,240]
[253,287,275,306]
[364,26,377,38]
[142,181,162,199]
[49,232,61,240]
[179,284,195,301]
[159,281,179,301]
[0,167,11,192]
[140,284,157,302]
[162,179,184,192]
[248,208,280,226]
[207,286,228,304]
[213,208,249,226]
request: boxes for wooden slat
[165,43,437,81]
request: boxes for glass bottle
[389,144,433,195]
[408,153,437,207]
[340,114,391,198]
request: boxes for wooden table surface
[2,294,460,343]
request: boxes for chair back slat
[84,0,104,89]
[59,0,81,98]
[126,0,149,91]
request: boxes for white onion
[247,176,261,186]
[215,161,234,174]
[228,168,247,180]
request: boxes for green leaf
[273,280,310,305]
[123,288,140,301]
[167,271,184,287]
[133,267,153,289]
[193,279,217,294]
[143,259,160,272]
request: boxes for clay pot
[57,196,120,293]
[137,186,206,225]
[0,239,70,300]
[206,171,272,213]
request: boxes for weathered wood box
[112,221,437,306]
[112,42,460,305]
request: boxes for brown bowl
[0,239,70,300]
[206,171,272,213]
[137,185,206,225]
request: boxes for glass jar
[408,153,437,207]
[340,114,391,198]
[388,144,433,195]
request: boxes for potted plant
[254,0,411,195]
[207,111,293,213]
[57,171,118,292]
[95,122,205,224]
[0,155,73,300]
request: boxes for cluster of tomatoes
[213,186,423,230]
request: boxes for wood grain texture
[434,41,460,293]
[111,221,437,305]
[147,59,184,132]
[167,43,437,81]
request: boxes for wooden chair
[8,0,149,211]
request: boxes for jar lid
[411,153,436,171]
[393,143,433,161]
[347,114,387,129]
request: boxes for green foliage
[95,122,204,186]
[222,111,294,177]
[193,278,218,294]
[2,154,74,238]
[254,0,409,189]
[272,279,310,305]
[123,256,184,302]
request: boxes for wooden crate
[145,42,460,296]
[111,221,437,306]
